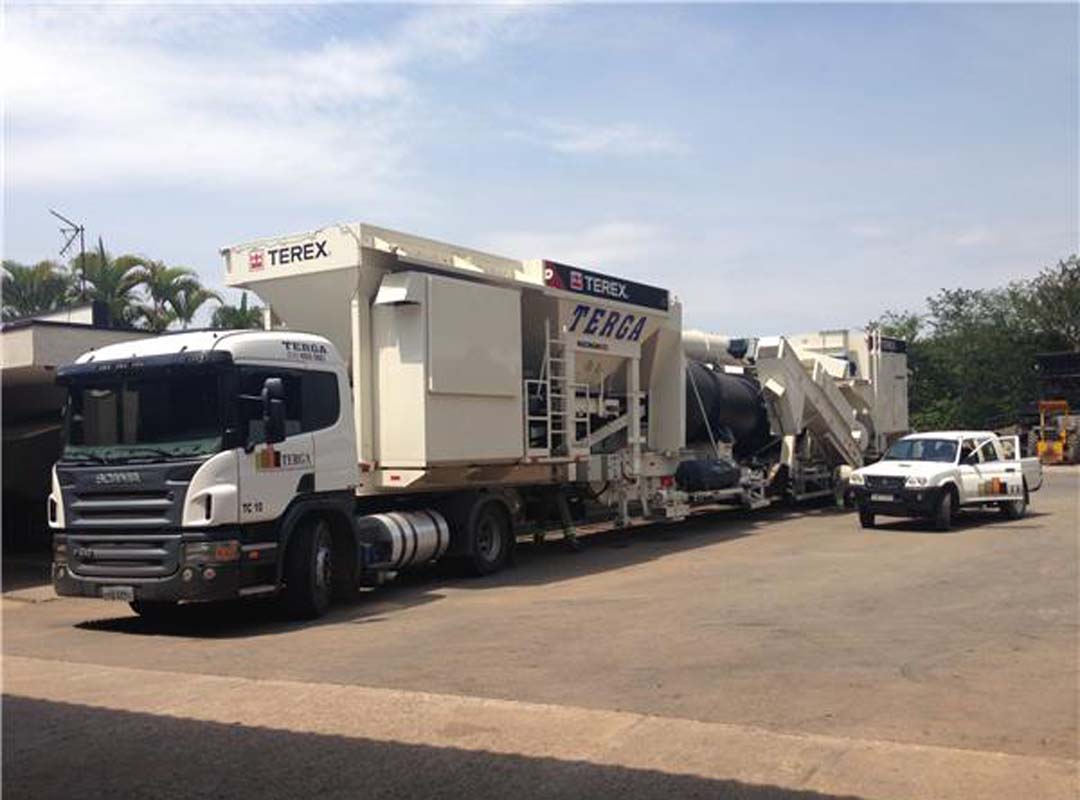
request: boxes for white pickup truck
[849,430,1043,531]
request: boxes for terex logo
[251,240,330,269]
[570,270,584,291]
[580,273,630,301]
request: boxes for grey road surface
[4,468,1077,799]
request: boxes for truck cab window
[237,368,340,442]
[959,439,977,463]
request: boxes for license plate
[871,493,894,502]
[100,586,134,602]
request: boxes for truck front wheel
[858,506,875,528]
[284,517,334,619]
[130,600,181,621]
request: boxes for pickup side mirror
[262,377,286,444]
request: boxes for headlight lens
[184,540,241,565]
[905,476,929,487]
[849,473,865,486]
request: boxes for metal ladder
[525,322,589,459]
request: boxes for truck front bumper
[51,530,272,604]
[853,486,944,517]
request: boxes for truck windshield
[881,438,958,463]
[60,370,224,463]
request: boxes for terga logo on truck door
[248,240,330,271]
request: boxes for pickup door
[1000,435,1043,491]
[958,437,1025,503]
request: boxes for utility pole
[49,208,86,299]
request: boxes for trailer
[48,223,907,618]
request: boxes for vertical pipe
[351,292,374,466]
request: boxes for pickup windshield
[60,370,223,463]
[881,438,958,463]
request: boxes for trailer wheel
[464,501,512,577]
[129,600,181,622]
[934,488,955,532]
[1000,481,1028,520]
[284,517,334,619]
[858,506,875,529]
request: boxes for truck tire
[129,600,181,622]
[284,517,334,619]
[933,488,955,532]
[463,501,512,577]
[858,506,875,528]
[1001,481,1028,520]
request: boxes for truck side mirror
[262,377,286,444]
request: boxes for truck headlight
[183,540,241,565]
[849,473,865,486]
[905,476,929,487]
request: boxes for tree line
[2,238,263,331]
[875,254,1080,431]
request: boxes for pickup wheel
[933,488,955,532]
[1001,480,1029,520]
[284,517,334,619]
[858,506,876,528]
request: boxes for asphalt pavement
[4,467,1077,799]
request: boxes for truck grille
[68,489,175,527]
[865,475,906,491]
[66,533,182,578]
[56,461,200,529]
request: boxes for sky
[3,2,1077,334]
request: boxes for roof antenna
[49,208,87,299]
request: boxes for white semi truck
[49,223,908,618]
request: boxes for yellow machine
[1036,400,1080,465]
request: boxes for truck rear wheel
[284,517,334,619]
[934,489,954,532]
[463,501,512,577]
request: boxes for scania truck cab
[50,330,361,618]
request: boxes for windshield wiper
[60,452,110,464]
[119,447,179,461]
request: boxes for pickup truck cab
[850,431,1043,531]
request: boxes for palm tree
[1,260,74,320]
[211,292,264,329]
[170,284,221,329]
[73,239,144,327]
[132,260,201,333]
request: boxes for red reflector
[389,474,401,482]
[660,476,674,488]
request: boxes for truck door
[235,367,315,525]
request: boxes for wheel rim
[314,529,333,592]
[476,513,503,562]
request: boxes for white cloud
[525,121,687,157]
[3,5,542,193]
[481,221,665,271]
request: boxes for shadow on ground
[74,503,844,640]
[3,695,859,800]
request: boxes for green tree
[1019,255,1080,350]
[210,292,263,329]
[170,284,221,329]
[132,260,201,333]
[73,239,144,327]
[1,260,74,320]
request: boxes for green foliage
[1,260,74,320]
[211,292,263,330]
[875,255,1077,431]
[6,238,223,332]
